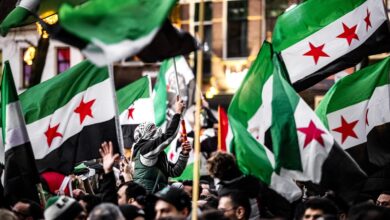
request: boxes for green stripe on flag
[117,76,150,113]
[272,0,366,52]
[228,43,274,126]
[1,61,19,144]
[154,59,172,127]
[316,57,390,123]
[271,55,302,173]
[229,118,273,185]
[59,0,176,44]
[19,61,108,124]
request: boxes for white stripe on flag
[5,101,29,151]
[18,0,39,12]
[119,97,155,125]
[27,79,116,159]
[282,0,386,83]
[83,28,159,67]
[327,84,390,149]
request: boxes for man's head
[154,187,191,220]
[12,199,43,220]
[117,182,147,206]
[376,191,390,208]
[301,198,338,220]
[134,122,162,143]
[207,152,241,181]
[218,192,251,220]
[88,203,125,220]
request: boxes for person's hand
[180,140,192,156]
[99,141,120,174]
[175,97,185,114]
[120,157,133,182]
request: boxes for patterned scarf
[134,122,162,143]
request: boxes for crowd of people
[1,99,390,220]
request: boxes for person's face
[12,202,31,220]
[376,193,390,208]
[155,200,185,220]
[117,185,128,205]
[302,208,324,220]
[218,196,238,220]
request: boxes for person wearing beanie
[44,196,84,220]
[154,186,191,220]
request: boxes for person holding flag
[132,97,191,193]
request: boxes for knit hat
[40,171,71,196]
[155,186,191,211]
[44,196,83,220]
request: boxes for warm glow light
[205,86,218,99]
[36,14,58,38]
[24,46,36,66]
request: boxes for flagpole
[192,0,205,219]
[172,57,188,141]
[107,64,125,155]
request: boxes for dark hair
[207,152,241,180]
[19,199,43,220]
[221,191,251,220]
[303,198,338,216]
[200,210,229,220]
[349,202,390,220]
[125,182,147,205]
[379,191,390,196]
[78,195,102,214]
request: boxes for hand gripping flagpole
[108,64,125,155]
[172,57,188,142]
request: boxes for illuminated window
[22,48,33,88]
[56,47,70,74]
[227,0,248,58]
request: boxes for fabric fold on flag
[316,57,390,174]
[0,0,87,36]
[1,61,40,205]
[273,0,390,91]
[56,0,197,66]
[228,41,366,202]
[117,76,155,149]
[19,60,121,174]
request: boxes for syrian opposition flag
[19,61,121,174]
[316,57,390,174]
[0,0,87,36]
[53,0,196,66]
[228,42,366,202]
[272,0,390,91]
[117,76,155,149]
[1,61,40,205]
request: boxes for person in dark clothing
[207,151,292,219]
[132,98,191,193]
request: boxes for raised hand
[99,141,120,174]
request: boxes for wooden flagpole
[192,0,204,219]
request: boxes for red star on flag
[297,120,326,148]
[303,42,329,64]
[364,9,372,31]
[128,107,135,119]
[337,23,359,45]
[332,116,359,144]
[45,123,63,147]
[169,152,175,160]
[74,97,96,124]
